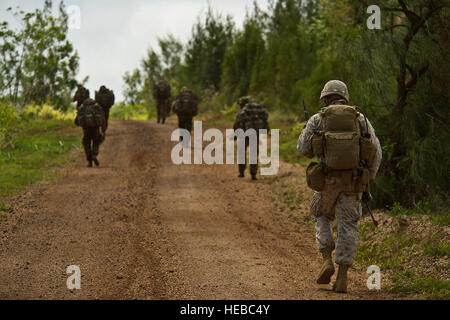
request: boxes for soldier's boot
[250,164,258,181]
[316,248,335,284]
[332,264,349,293]
[92,156,100,167]
[238,164,246,178]
[87,160,93,168]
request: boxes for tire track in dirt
[0,120,394,299]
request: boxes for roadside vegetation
[355,208,449,299]
[0,103,81,211]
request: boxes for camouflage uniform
[153,80,172,124]
[233,100,269,179]
[95,85,115,132]
[82,127,102,166]
[77,99,105,167]
[298,107,382,265]
[172,87,198,132]
[297,80,382,293]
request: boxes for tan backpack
[308,105,375,193]
[313,105,361,170]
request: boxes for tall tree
[184,7,234,92]
[0,0,80,109]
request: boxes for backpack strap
[355,106,371,138]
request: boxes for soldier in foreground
[152,80,172,124]
[76,98,106,168]
[95,85,115,132]
[172,87,198,132]
[233,96,270,181]
[297,80,382,293]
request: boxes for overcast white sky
[0,0,269,101]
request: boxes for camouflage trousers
[82,127,102,162]
[177,114,194,132]
[102,107,110,131]
[156,99,171,124]
[311,191,362,266]
[238,137,260,176]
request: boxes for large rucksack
[77,99,105,128]
[311,104,376,171]
[95,87,115,110]
[237,103,269,131]
[174,89,198,116]
[153,81,171,100]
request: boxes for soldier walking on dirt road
[95,85,115,132]
[233,97,270,181]
[172,87,198,132]
[297,80,382,293]
[152,80,172,124]
[76,98,106,168]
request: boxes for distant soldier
[233,97,269,181]
[297,80,382,293]
[152,80,172,124]
[76,98,106,168]
[95,85,115,131]
[172,87,198,132]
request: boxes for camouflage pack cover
[173,88,198,116]
[236,103,269,131]
[77,99,105,128]
[95,86,115,110]
[153,80,171,100]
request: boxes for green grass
[0,118,81,196]
[0,201,10,211]
[388,200,450,227]
[424,234,450,258]
[431,211,450,227]
[356,225,450,299]
[387,270,450,300]
[356,231,419,270]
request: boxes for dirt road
[0,120,392,299]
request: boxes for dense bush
[0,103,20,149]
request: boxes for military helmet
[320,80,349,102]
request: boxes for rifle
[302,99,309,122]
[362,192,379,227]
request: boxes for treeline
[0,0,80,110]
[124,0,449,209]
